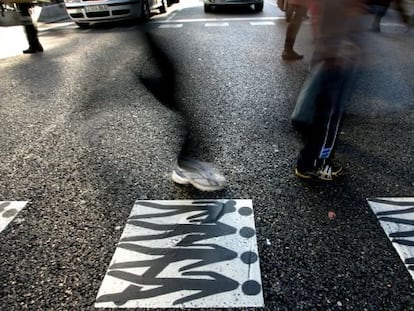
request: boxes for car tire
[159,0,167,13]
[254,1,263,12]
[75,22,90,28]
[167,0,172,6]
[204,3,212,12]
[140,0,150,21]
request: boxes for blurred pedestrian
[282,0,308,60]
[18,1,43,54]
[140,33,226,192]
[292,0,365,180]
[370,0,410,32]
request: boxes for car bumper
[204,0,262,5]
[64,1,141,23]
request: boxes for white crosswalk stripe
[158,23,184,28]
[205,22,229,27]
[250,21,275,26]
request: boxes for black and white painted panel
[0,201,28,233]
[95,199,264,308]
[368,197,414,280]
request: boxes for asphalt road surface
[1,0,414,310]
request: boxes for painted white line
[0,201,28,233]
[368,197,414,281]
[95,199,264,308]
[38,21,76,32]
[152,16,284,24]
[205,22,229,27]
[250,21,275,26]
[158,23,183,28]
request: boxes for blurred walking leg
[140,33,226,191]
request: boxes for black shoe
[23,48,37,54]
[295,159,343,181]
[23,45,43,54]
[282,49,303,61]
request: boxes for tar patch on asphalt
[368,197,414,279]
[0,201,28,233]
[95,199,264,308]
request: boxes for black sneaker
[295,159,343,181]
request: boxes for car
[64,0,168,27]
[204,0,264,13]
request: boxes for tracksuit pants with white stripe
[295,0,363,171]
[296,58,356,171]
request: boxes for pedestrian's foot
[282,49,303,61]
[23,44,43,54]
[295,159,343,181]
[172,158,226,191]
[23,48,37,54]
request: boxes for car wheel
[75,22,90,28]
[166,0,172,6]
[141,0,150,21]
[159,0,167,13]
[254,1,263,12]
[204,3,212,12]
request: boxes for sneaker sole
[294,168,343,181]
[294,168,313,180]
[172,170,225,192]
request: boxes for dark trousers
[297,59,356,169]
[19,3,42,50]
[139,33,197,164]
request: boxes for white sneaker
[172,158,226,191]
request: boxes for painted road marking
[95,199,263,308]
[0,201,28,233]
[205,22,229,27]
[158,23,184,28]
[368,197,414,280]
[152,16,285,24]
[250,21,275,26]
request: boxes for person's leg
[282,4,307,60]
[371,0,391,32]
[295,59,355,180]
[140,33,226,191]
[20,4,43,53]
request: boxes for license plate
[85,4,108,12]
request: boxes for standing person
[292,0,365,180]
[371,0,410,32]
[18,2,43,54]
[140,33,226,192]
[281,0,308,60]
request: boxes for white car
[64,0,169,27]
[204,0,263,13]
